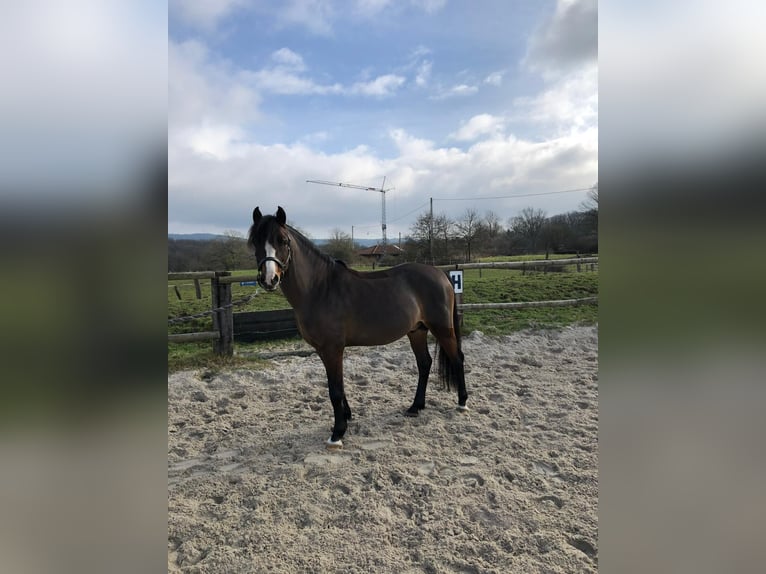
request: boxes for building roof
[357,243,405,257]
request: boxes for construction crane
[306,177,394,249]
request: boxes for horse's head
[248,206,292,291]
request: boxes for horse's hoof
[456,404,469,413]
[325,437,343,450]
[404,409,419,417]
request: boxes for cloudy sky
[168,0,597,240]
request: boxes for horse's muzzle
[257,256,286,290]
[257,273,280,290]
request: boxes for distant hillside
[316,238,381,248]
[168,234,382,247]
[168,233,223,241]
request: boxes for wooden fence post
[211,271,233,356]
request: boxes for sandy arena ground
[168,326,598,573]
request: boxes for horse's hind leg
[433,328,468,409]
[405,327,432,416]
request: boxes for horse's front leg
[405,328,432,416]
[319,347,349,448]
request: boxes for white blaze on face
[263,240,279,285]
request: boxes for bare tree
[435,214,455,261]
[455,208,480,262]
[510,207,547,254]
[323,228,355,262]
[578,182,598,252]
[580,181,598,213]
[483,210,502,239]
[408,212,455,263]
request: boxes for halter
[256,236,292,285]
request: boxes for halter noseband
[256,236,292,285]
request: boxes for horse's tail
[437,295,464,393]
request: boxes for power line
[349,200,429,232]
[388,200,431,224]
[341,186,593,234]
[432,186,593,201]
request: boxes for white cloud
[431,84,479,100]
[514,64,597,132]
[277,0,335,36]
[269,0,446,36]
[484,71,504,86]
[401,45,433,87]
[415,61,433,87]
[409,45,432,59]
[183,123,249,160]
[350,74,406,96]
[353,0,392,17]
[450,114,506,141]
[249,67,343,95]
[352,0,447,18]
[270,47,306,70]
[410,0,447,14]
[169,39,260,130]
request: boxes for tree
[509,207,547,253]
[408,211,455,263]
[434,213,455,262]
[168,239,207,271]
[322,228,355,262]
[580,181,598,213]
[483,210,502,239]
[204,230,251,270]
[578,182,598,253]
[473,210,504,256]
[541,215,571,258]
[455,208,480,262]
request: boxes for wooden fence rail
[435,257,598,271]
[167,271,216,280]
[459,297,597,310]
[168,331,220,343]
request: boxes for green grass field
[168,261,598,371]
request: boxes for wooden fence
[168,271,234,355]
[435,256,598,272]
[168,257,597,355]
[233,309,299,342]
[168,271,299,355]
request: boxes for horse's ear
[276,206,286,226]
[253,207,262,225]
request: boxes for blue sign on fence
[240,281,258,286]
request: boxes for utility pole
[429,197,434,265]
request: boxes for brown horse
[248,206,468,448]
